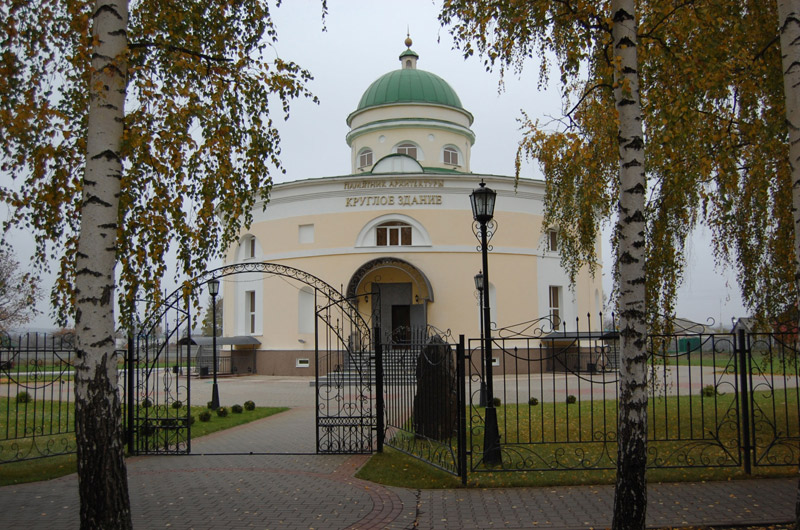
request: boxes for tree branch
[129,41,231,63]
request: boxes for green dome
[356,69,464,111]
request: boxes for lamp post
[470,180,502,466]
[474,272,487,407]
[208,278,220,410]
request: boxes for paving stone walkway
[0,376,796,529]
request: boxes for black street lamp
[208,278,221,410]
[474,272,487,407]
[470,180,502,466]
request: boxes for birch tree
[776,2,800,525]
[0,1,317,527]
[441,1,649,526]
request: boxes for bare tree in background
[0,250,38,334]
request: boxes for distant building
[219,39,604,375]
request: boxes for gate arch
[125,262,375,456]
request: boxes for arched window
[358,148,373,168]
[443,146,459,166]
[376,221,412,246]
[241,235,258,260]
[396,143,418,159]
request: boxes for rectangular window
[298,289,315,334]
[246,290,256,334]
[401,226,412,245]
[549,286,561,330]
[298,224,314,244]
[548,230,559,252]
[247,237,256,258]
[296,358,310,368]
[376,223,412,246]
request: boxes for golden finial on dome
[405,28,412,48]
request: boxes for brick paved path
[0,376,795,529]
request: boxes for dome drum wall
[349,128,472,173]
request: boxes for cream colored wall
[221,175,604,351]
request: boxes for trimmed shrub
[528,397,539,406]
[492,397,501,407]
[188,415,196,425]
[216,406,229,418]
[701,385,716,398]
[232,404,244,414]
[139,421,156,437]
[171,400,183,410]
[16,391,32,404]
[141,397,153,408]
[566,395,577,404]
[207,401,214,409]
[198,411,212,422]
[244,400,256,411]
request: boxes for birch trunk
[74,1,132,528]
[610,2,648,529]
[777,2,800,526]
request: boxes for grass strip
[0,404,286,486]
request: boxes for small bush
[198,411,212,422]
[232,404,244,414]
[16,391,32,404]
[566,395,577,404]
[171,400,183,410]
[528,397,539,406]
[492,397,501,407]
[207,401,214,409]
[141,398,153,408]
[188,415,196,425]
[700,385,716,398]
[139,421,156,437]
[244,400,255,411]
[216,406,228,418]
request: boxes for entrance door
[392,304,411,343]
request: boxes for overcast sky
[6,0,747,330]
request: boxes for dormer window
[376,221,412,246]
[396,143,418,160]
[358,148,373,168]
[443,146,459,166]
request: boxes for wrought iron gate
[377,327,467,483]
[123,263,376,456]
[314,295,375,454]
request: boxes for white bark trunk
[776,2,800,526]
[75,1,132,528]
[610,1,648,529]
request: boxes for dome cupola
[347,37,475,175]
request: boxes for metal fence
[0,332,77,463]
[466,320,799,474]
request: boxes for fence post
[374,327,384,453]
[126,333,135,455]
[457,334,468,485]
[737,328,752,474]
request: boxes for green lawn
[360,388,799,488]
[0,400,286,486]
